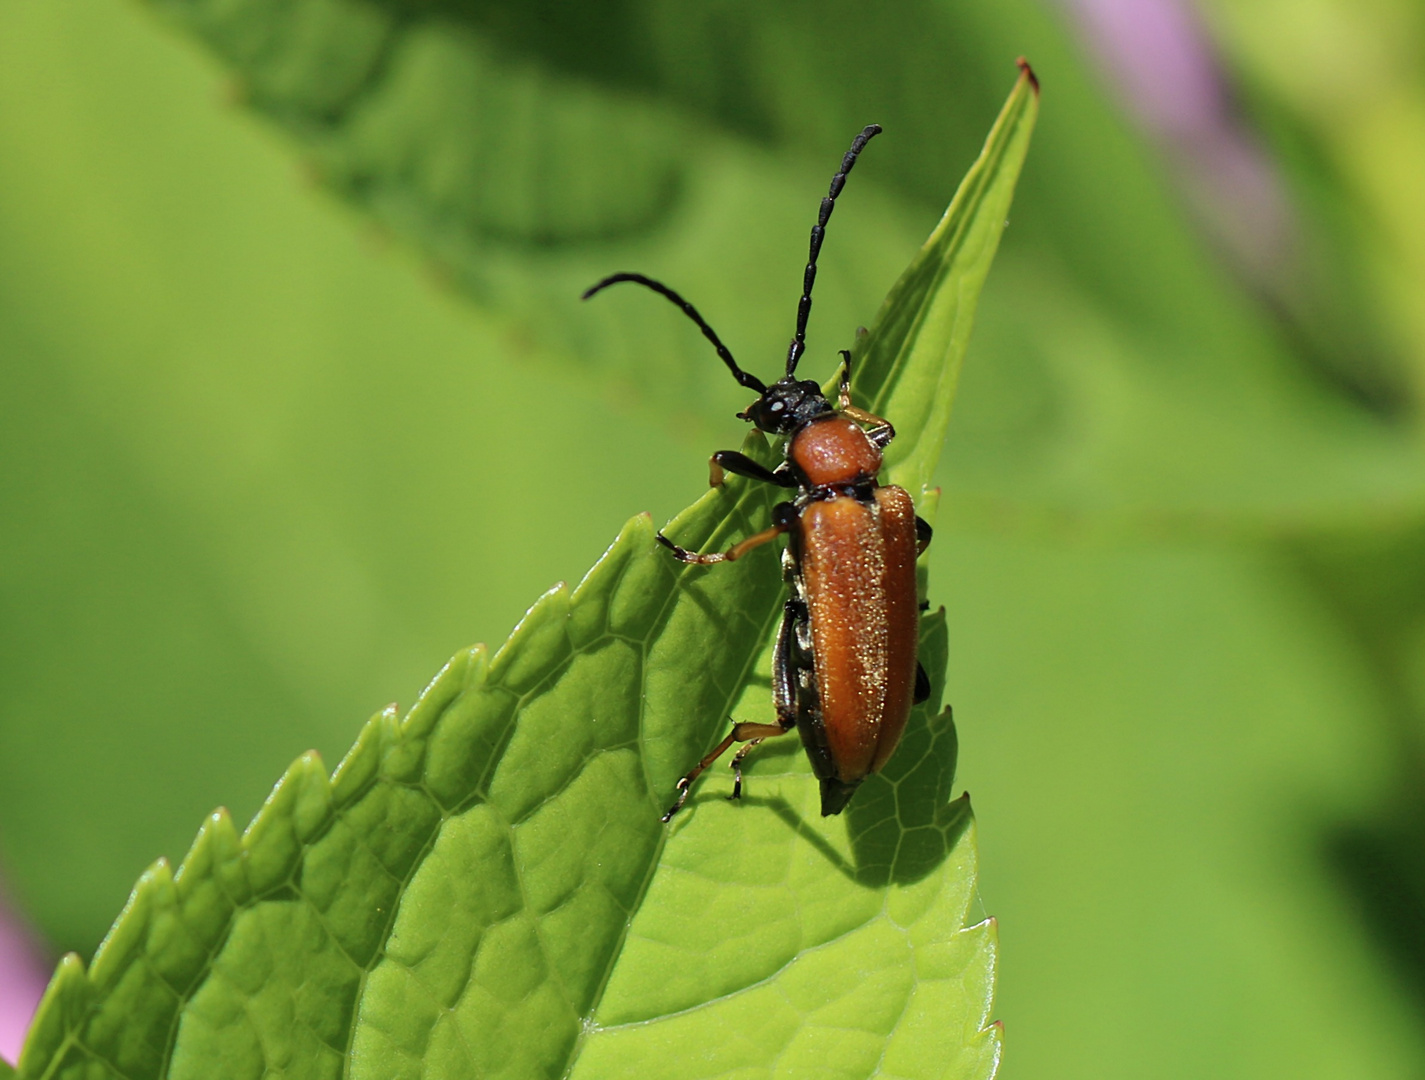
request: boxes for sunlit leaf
[14,64,1035,1080]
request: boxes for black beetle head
[739,376,834,435]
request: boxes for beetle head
[739,376,834,435]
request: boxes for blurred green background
[3,0,1425,1075]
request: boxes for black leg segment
[914,661,931,705]
[772,598,807,728]
[915,515,933,555]
[711,450,798,488]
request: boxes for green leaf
[137,0,1425,532]
[16,64,1033,1080]
[854,61,1039,500]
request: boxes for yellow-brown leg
[662,720,793,821]
[838,351,895,444]
[729,739,765,800]
[657,521,788,565]
[846,407,895,446]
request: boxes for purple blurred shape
[1060,0,1293,279]
[0,886,48,1067]
[1069,0,1224,131]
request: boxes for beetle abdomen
[797,484,920,814]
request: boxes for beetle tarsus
[661,777,692,822]
[656,531,726,564]
[728,738,764,800]
[657,522,789,566]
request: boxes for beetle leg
[771,598,805,728]
[657,504,798,566]
[838,349,855,410]
[837,350,897,446]
[657,523,786,565]
[845,407,895,448]
[709,450,798,489]
[728,739,764,800]
[914,661,931,705]
[915,515,933,556]
[661,720,795,821]
[664,597,808,819]
[725,598,807,801]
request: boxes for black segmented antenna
[582,272,767,394]
[785,124,882,376]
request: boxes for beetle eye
[770,401,785,412]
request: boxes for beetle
[583,124,932,820]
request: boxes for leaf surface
[15,64,1035,1080]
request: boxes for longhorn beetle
[583,124,932,820]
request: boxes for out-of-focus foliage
[1195,0,1425,1033]
[1201,0,1425,399]
[1,0,1424,1077]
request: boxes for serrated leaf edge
[16,61,1037,1080]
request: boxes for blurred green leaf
[139,0,1425,531]
[1198,0,1425,406]
[14,65,1034,1079]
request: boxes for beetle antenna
[582,272,767,393]
[785,124,881,376]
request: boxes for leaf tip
[1016,56,1040,95]
[296,748,325,770]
